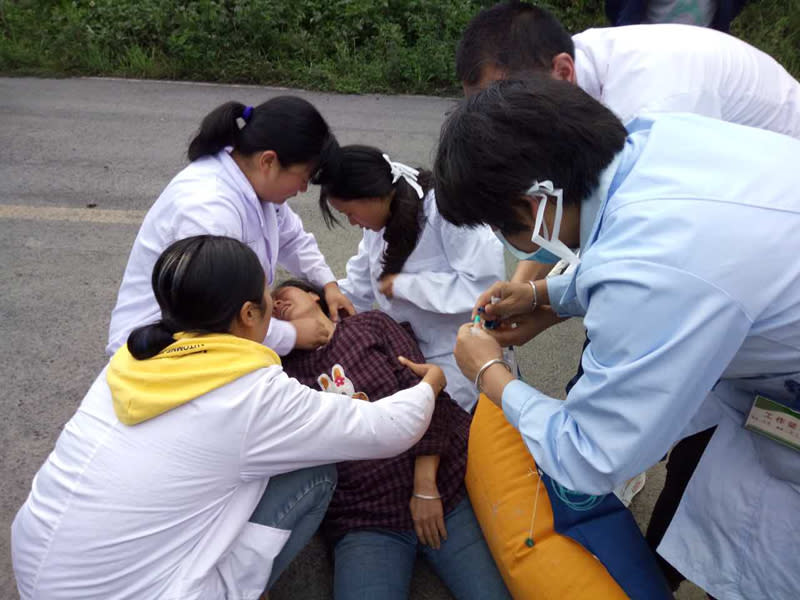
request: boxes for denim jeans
[332,496,510,600]
[248,464,337,590]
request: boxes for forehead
[329,196,377,210]
[273,285,306,298]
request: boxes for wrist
[474,358,512,393]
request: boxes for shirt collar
[218,148,260,208]
[578,150,624,251]
[573,47,601,102]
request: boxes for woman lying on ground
[273,279,510,600]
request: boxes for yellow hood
[107,332,281,425]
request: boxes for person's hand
[454,323,503,383]
[398,356,446,397]
[292,317,333,350]
[323,282,355,322]
[473,280,536,321]
[410,492,447,549]
[378,274,398,299]
[485,307,564,347]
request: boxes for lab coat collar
[218,149,261,210]
[573,47,602,102]
[580,117,654,254]
[578,151,624,252]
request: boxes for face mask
[494,180,581,266]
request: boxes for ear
[258,150,279,172]
[520,193,543,228]
[238,300,260,327]
[318,374,331,391]
[550,53,576,84]
[332,364,345,379]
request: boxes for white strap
[382,153,424,199]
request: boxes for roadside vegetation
[1,1,797,95]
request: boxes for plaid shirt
[281,311,471,538]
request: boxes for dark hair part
[456,1,574,86]
[273,278,331,318]
[316,145,432,278]
[127,236,266,360]
[187,96,338,174]
[433,77,626,233]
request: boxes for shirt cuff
[265,318,297,356]
[308,267,337,290]
[502,377,563,428]
[546,273,582,317]
[501,379,536,428]
[390,273,413,302]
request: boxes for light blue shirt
[504,114,800,599]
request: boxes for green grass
[0,0,797,95]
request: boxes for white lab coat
[574,24,800,136]
[107,150,335,356]
[505,114,800,599]
[12,366,434,600]
[338,191,506,411]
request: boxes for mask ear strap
[531,194,549,243]
[550,188,564,242]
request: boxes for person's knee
[307,463,337,507]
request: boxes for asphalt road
[0,77,703,599]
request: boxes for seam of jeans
[269,475,336,529]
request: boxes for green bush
[0,0,797,94]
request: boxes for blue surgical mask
[495,180,581,267]
[494,224,561,264]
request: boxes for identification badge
[744,394,800,452]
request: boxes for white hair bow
[382,153,424,199]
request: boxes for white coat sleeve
[263,319,296,357]
[502,260,751,495]
[338,235,377,313]
[240,369,435,478]
[170,194,245,240]
[391,218,505,314]
[274,204,336,288]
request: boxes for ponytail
[127,321,177,360]
[380,174,430,277]
[187,101,247,161]
[187,96,337,169]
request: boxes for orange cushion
[466,396,629,600]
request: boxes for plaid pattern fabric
[281,311,471,537]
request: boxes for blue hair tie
[242,105,254,121]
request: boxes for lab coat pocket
[217,521,291,599]
[752,437,800,485]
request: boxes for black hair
[316,145,432,278]
[272,278,331,318]
[187,96,339,174]
[433,77,626,233]
[456,1,575,86]
[127,236,266,360]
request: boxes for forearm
[413,455,441,494]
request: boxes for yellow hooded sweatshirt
[107,332,281,425]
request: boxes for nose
[272,299,284,317]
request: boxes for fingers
[472,281,505,319]
[425,520,441,550]
[328,300,340,322]
[341,297,356,316]
[397,356,427,377]
[435,512,448,544]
